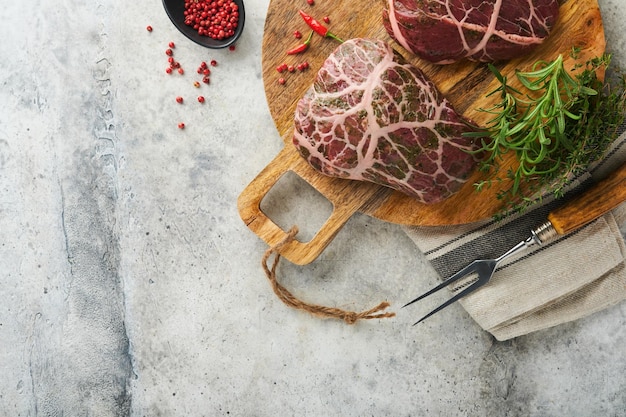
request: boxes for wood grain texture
[238,0,606,264]
[238,147,391,264]
[548,162,626,235]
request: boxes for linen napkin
[403,125,626,341]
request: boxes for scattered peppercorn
[169,41,175,48]
[202,76,210,84]
[146,25,153,32]
[294,61,310,71]
[193,81,201,88]
[176,96,184,104]
[323,16,330,24]
[166,48,173,56]
[198,96,205,103]
[294,30,302,39]
[178,68,184,75]
[229,45,236,51]
[166,67,173,74]
[210,59,218,67]
[178,122,185,129]
[306,0,314,4]
[278,77,286,85]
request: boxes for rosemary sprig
[468,51,626,215]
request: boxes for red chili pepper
[298,10,343,42]
[286,30,314,55]
[286,43,308,55]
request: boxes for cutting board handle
[238,146,373,265]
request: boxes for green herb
[468,50,626,215]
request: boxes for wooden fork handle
[548,162,626,235]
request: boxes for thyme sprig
[468,51,626,215]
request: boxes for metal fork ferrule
[531,220,558,245]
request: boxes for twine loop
[260,226,395,324]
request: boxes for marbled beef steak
[383,0,560,64]
[292,38,482,204]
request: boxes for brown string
[261,226,395,324]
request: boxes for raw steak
[382,0,560,64]
[292,38,482,204]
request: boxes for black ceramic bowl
[162,0,245,49]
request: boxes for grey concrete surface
[1,0,625,416]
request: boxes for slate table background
[1,0,625,415]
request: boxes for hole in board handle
[259,171,333,243]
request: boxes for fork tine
[412,278,485,325]
[405,232,537,324]
[402,260,480,308]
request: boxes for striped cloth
[403,124,626,340]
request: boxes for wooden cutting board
[238,0,605,265]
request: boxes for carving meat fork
[404,162,626,325]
